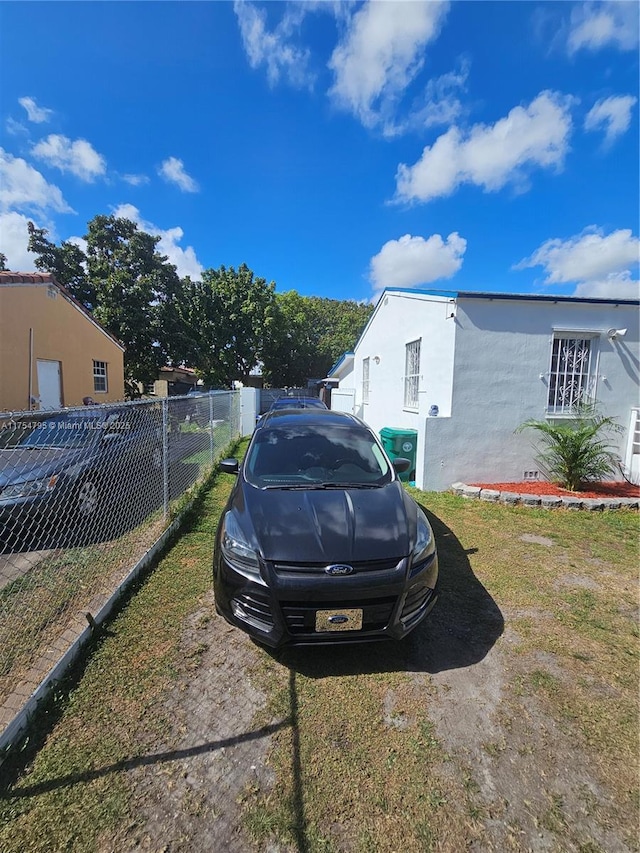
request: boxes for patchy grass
[0,478,637,853]
[243,666,455,852]
[0,509,165,692]
[0,440,248,853]
[240,492,639,852]
[0,453,219,701]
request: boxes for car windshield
[244,422,392,488]
[271,398,326,410]
[18,412,106,449]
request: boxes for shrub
[516,406,622,492]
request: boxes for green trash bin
[380,427,417,483]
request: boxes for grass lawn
[0,455,637,853]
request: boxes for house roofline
[380,286,639,307]
[346,285,639,361]
[327,351,354,378]
[0,272,126,351]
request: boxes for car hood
[235,480,416,564]
[0,446,90,486]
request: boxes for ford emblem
[325,564,354,576]
[328,614,349,624]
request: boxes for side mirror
[220,458,239,475]
[392,457,411,474]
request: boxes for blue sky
[1,1,638,303]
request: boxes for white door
[37,359,62,409]
[624,408,640,485]
[330,388,356,413]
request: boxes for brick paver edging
[450,482,640,511]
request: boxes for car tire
[74,476,102,519]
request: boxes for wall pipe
[28,327,34,411]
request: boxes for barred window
[362,357,370,404]
[547,335,597,414]
[404,339,421,410]
[93,360,108,393]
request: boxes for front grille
[280,596,397,634]
[233,590,274,628]
[273,556,403,575]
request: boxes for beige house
[0,272,125,412]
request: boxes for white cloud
[234,0,314,89]
[584,95,637,146]
[415,60,469,129]
[369,232,466,292]
[395,91,573,203]
[122,173,150,186]
[383,58,470,138]
[18,96,53,124]
[0,211,48,272]
[112,204,204,280]
[31,134,106,182]
[516,227,640,299]
[329,0,450,130]
[0,148,73,214]
[568,1,639,54]
[5,118,29,137]
[573,271,640,300]
[66,234,88,256]
[158,157,199,193]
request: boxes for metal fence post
[209,392,214,466]
[162,397,169,520]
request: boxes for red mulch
[471,481,640,499]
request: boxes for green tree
[516,406,623,491]
[27,215,186,394]
[173,264,277,387]
[84,215,180,392]
[262,292,373,386]
[27,222,93,306]
[24,214,374,393]
[0,252,7,271]
[310,295,373,378]
[262,290,317,386]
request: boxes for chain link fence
[0,392,241,740]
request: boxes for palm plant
[516,406,622,492]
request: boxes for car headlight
[0,474,59,500]
[411,507,434,566]
[220,512,263,582]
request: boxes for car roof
[258,408,366,429]
[271,396,325,405]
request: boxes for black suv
[214,409,438,647]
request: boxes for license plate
[315,608,363,632]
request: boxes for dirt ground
[113,601,273,853]
[110,572,635,853]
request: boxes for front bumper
[214,550,438,648]
[0,492,59,538]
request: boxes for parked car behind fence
[0,391,242,748]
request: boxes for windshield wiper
[262,482,381,490]
[15,444,66,451]
[330,483,381,489]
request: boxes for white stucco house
[327,288,640,491]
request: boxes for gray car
[0,407,162,541]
